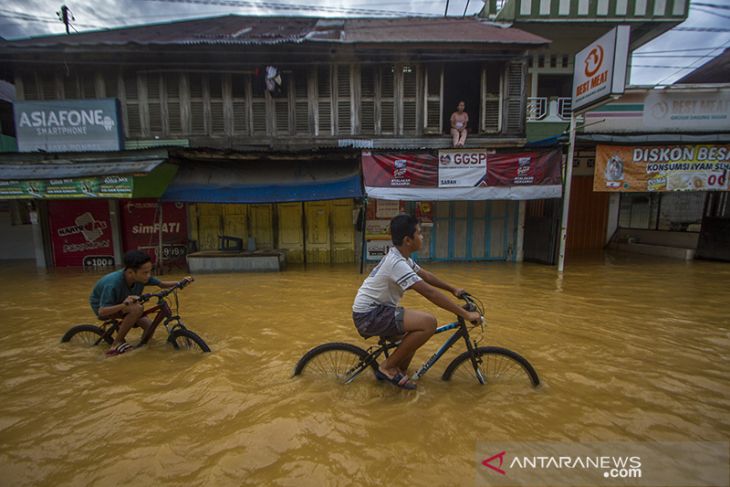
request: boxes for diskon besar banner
[594,144,730,192]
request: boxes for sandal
[375,368,417,390]
[105,342,133,356]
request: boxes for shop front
[361,148,563,263]
[161,152,364,265]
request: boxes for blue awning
[161,159,363,203]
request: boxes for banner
[49,200,114,268]
[437,149,487,187]
[362,150,563,201]
[120,199,188,267]
[0,176,133,199]
[594,144,730,192]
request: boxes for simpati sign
[14,98,123,152]
[572,26,630,112]
[438,149,487,187]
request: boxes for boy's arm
[410,280,478,322]
[416,268,464,298]
[153,276,194,289]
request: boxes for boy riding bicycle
[352,214,481,390]
[89,250,193,356]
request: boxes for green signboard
[0,175,133,199]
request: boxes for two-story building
[0,15,566,269]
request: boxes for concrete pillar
[29,205,47,269]
[108,200,123,267]
[516,200,526,262]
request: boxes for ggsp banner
[594,144,730,192]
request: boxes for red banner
[120,199,188,266]
[486,150,563,187]
[49,200,114,268]
[362,152,438,188]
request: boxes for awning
[161,159,363,203]
[0,154,177,199]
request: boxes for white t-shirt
[352,247,422,313]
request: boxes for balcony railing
[527,96,572,122]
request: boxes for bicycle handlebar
[457,292,485,325]
[137,279,190,304]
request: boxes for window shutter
[317,66,332,135]
[209,74,225,134]
[275,96,290,135]
[360,66,376,134]
[81,73,96,98]
[22,73,40,100]
[124,73,141,136]
[147,74,163,134]
[293,69,309,134]
[481,66,503,134]
[41,75,57,100]
[336,65,351,135]
[380,66,395,134]
[504,61,526,135]
[231,74,248,135]
[402,65,417,135]
[63,75,78,99]
[423,65,442,134]
[104,73,118,98]
[165,74,182,133]
[189,74,206,135]
[251,71,267,135]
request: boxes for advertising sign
[437,149,487,187]
[0,175,132,199]
[14,98,123,152]
[49,200,114,267]
[362,152,438,188]
[572,26,630,112]
[486,151,563,187]
[120,199,188,267]
[642,90,730,131]
[594,144,730,192]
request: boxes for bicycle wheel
[167,329,211,352]
[293,342,378,384]
[61,325,113,347]
[442,346,540,387]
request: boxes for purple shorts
[352,305,405,338]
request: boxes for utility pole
[56,5,73,34]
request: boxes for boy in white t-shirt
[352,214,481,390]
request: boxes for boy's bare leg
[136,316,154,346]
[111,303,144,347]
[380,310,436,377]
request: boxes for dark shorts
[352,305,405,338]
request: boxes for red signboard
[120,199,188,266]
[486,150,563,187]
[362,152,438,188]
[49,200,114,267]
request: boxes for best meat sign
[572,26,630,112]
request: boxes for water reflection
[0,254,728,486]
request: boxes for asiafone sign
[14,99,123,152]
[572,26,630,112]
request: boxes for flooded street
[0,254,728,486]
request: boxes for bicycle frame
[350,316,485,384]
[98,295,186,346]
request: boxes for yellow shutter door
[305,201,331,263]
[222,204,248,246]
[197,203,222,251]
[331,199,355,263]
[277,203,304,263]
[249,204,274,249]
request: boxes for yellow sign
[594,144,730,192]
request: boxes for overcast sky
[1,0,728,85]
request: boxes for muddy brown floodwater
[0,253,728,486]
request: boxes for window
[402,65,417,135]
[360,66,376,134]
[380,65,395,134]
[274,72,291,135]
[231,74,249,135]
[423,65,442,134]
[209,73,225,135]
[251,71,267,135]
[146,74,163,135]
[21,73,40,100]
[481,65,503,134]
[316,66,331,136]
[165,73,182,134]
[189,74,206,135]
[123,73,141,136]
[292,68,309,134]
[619,192,705,232]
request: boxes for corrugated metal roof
[0,158,165,180]
[3,15,549,48]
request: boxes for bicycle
[293,293,539,387]
[61,280,210,353]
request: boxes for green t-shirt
[89,269,161,315]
